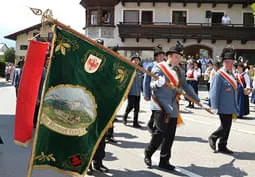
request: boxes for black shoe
[87,165,93,175]
[94,164,109,173]
[159,162,175,171]
[144,156,152,167]
[133,123,142,128]
[218,147,234,154]
[144,151,152,167]
[106,137,117,144]
[208,137,216,151]
[123,119,127,125]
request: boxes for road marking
[232,127,255,135]
[175,167,203,177]
[184,116,255,135]
[183,117,211,125]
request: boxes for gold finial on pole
[29,7,42,16]
[29,8,54,41]
[42,8,54,24]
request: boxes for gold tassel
[232,114,237,119]
[177,112,184,125]
[176,94,184,125]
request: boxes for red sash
[219,70,237,92]
[236,73,245,87]
[158,62,179,87]
[158,62,183,125]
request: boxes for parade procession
[1,1,255,177]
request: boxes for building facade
[4,23,53,63]
[81,0,255,63]
[0,43,8,57]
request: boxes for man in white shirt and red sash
[144,41,201,171]
[208,46,238,154]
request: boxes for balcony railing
[117,22,255,43]
[120,0,253,4]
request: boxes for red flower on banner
[70,155,82,167]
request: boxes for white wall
[107,2,255,60]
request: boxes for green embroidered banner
[30,26,135,176]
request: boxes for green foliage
[0,61,6,77]
[4,48,16,63]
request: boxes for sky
[0,0,84,48]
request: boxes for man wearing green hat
[144,41,203,170]
[123,56,144,128]
[143,45,165,132]
[208,46,238,154]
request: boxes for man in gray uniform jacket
[144,41,203,170]
[123,56,143,128]
[208,46,238,154]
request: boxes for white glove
[211,109,218,114]
[155,76,165,87]
[199,102,210,110]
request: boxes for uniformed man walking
[144,41,203,170]
[208,46,238,154]
[143,45,165,132]
[123,56,143,128]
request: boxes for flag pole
[45,15,212,114]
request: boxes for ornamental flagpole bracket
[29,8,54,41]
[30,7,54,23]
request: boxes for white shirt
[222,16,231,24]
[238,72,251,89]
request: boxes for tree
[4,48,16,63]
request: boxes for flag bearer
[88,39,109,175]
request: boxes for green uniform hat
[221,46,235,61]
[166,41,184,56]
[154,45,165,57]
[131,55,141,62]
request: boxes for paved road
[0,78,255,177]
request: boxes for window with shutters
[172,11,187,25]
[141,11,153,24]
[123,10,139,24]
[243,13,254,27]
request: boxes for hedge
[0,61,6,77]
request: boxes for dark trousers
[33,104,40,127]
[93,135,106,165]
[15,87,18,97]
[6,73,10,81]
[147,110,156,132]
[145,111,177,162]
[106,126,114,140]
[124,95,140,124]
[207,83,210,92]
[187,80,198,106]
[210,114,232,148]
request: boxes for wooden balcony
[117,22,255,44]
[120,0,253,8]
